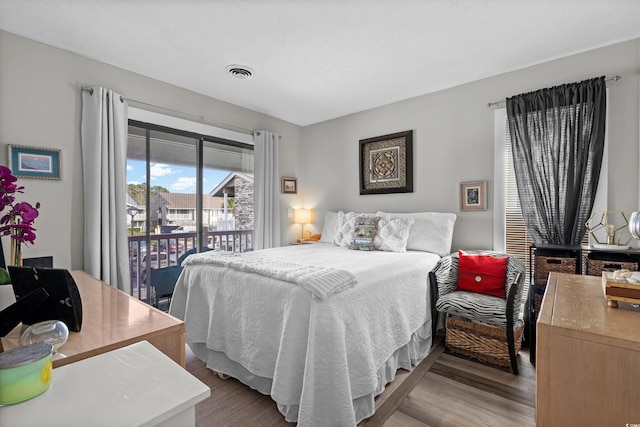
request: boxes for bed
[169,211,456,426]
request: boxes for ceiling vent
[226,65,254,79]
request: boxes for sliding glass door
[126,121,254,304]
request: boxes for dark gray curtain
[506,77,606,246]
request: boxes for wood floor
[380,346,536,427]
[187,341,536,426]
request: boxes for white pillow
[374,215,415,253]
[333,211,415,253]
[333,211,359,247]
[319,211,340,243]
[376,211,456,256]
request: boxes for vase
[10,238,22,266]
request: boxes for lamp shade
[294,209,311,225]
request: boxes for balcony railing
[128,229,253,305]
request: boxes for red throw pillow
[457,250,508,299]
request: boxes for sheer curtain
[506,77,606,246]
[253,130,281,250]
[81,87,131,293]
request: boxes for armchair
[430,250,526,374]
[147,247,212,311]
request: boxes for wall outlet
[288,208,292,218]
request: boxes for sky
[126,160,230,194]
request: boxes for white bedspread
[183,250,357,300]
[169,243,439,426]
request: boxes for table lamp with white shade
[294,209,312,242]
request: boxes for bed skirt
[189,318,433,425]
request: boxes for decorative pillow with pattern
[374,215,416,253]
[349,216,379,251]
[333,211,375,247]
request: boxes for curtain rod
[486,75,622,108]
[81,86,254,135]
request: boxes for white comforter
[182,250,357,300]
[169,243,439,426]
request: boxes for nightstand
[289,240,317,245]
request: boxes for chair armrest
[505,256,527,322]
[431,254,459,297]
[506,271,523,325]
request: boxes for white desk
[0,341,210,426]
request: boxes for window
[504,120,534,273]
[126,115,254,303]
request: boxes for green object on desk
[0,268,10,285]
[0,343,53,405]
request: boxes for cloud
[150,163,175,179]
[127,164,134,171]
[171,176,197,191]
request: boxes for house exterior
[208,172,254,231]
[150,192,226,231]
[126,172,253,234]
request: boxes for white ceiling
[1,1,640,126]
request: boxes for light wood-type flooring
[187,339,536,426]
[380,345,536,427]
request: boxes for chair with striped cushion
[430,251,526,374]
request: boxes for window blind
[504,124,533,274]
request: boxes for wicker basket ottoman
[445,316,524,368]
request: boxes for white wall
[1,30,639,269]
[299,39,640,252]
[0,30,302,270]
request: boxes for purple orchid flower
[0,167,40,248]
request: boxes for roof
[155,192,224,210]
[209,172,254,198]
[127,192,146,207]
[126,193,140,209]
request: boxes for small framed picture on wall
[281,177,297,194]
[8,145,61,180]
[460,180,486,211]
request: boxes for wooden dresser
[536,272,640,426]
[1,270,185,368]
